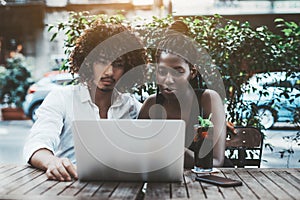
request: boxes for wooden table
[0,164,299,199]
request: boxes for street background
[0,119,299,168]
[0,0,299,168]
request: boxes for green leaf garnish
[198,114,213,127]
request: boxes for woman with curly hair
[24,20,146,181]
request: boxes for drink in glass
[193,124,213,172]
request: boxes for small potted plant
[0,57,33,120]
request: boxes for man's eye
[112,61,123,68]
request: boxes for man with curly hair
[23,21,146,181]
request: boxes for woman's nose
[164,72,175,84]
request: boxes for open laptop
[72,119,185,182]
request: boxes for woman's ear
[190,65,198,79]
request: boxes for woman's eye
[178,69,185,73]
[158,68,168,75]
[158,66,185,77]
[173,70,182,77]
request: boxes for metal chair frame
[225,126,264,168]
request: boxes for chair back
[225,127,264,168]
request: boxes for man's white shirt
[23,84,142,164]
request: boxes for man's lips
[100,77,115,85]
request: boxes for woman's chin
[161,90,177,99]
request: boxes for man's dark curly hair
[70,20,146,84]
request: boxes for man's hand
[29,149,78,181]
[45,157,78,181]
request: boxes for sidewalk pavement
[260,124,300,168]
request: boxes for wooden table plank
[0,165,29,180]
[110,182,144,199]
[1,194,111,200]
[57,180,87,196]
[7,171,47,195]
[235,169,276,200]
[171,179,188,198]
[76,182,102,197]
[1,166,300,199]
[196,173,225,199]
[286,169,300,185]
[92,182,119,198]
[184,170,205,199]
[221,168,259,199]
[263,170,300,198]
[0,167,41,194]
[218,171,243,200]
[144,182,170,199]
[25,179,59,195]
[0,194,87,200]
[0,164,17,174]
[249,170,294,200]
[274,170,300,190]
[41,181,75,196]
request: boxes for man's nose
[103,64,113,76]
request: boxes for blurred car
[242,71,300,129]
[22,72,78,121]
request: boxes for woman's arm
[201,90,226,167]
[184,148,195,168]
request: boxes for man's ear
[190,65,198,79]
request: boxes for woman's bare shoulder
[138,94,157,119]
[143,94,157,105]
[202,89,221,100]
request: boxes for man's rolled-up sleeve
[23,89,66,164]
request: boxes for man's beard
[96,76,115,92]
[96,87,113,92]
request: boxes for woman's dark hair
[155,20,202,89]
[70,20,146,83]
[168,20,190,35]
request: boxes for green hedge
[49,12,300,127]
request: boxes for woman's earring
[191,68,197,79]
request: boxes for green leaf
[274,18,284,23]
[198,115,213,127]
[47,25,54,32]
[50,32,57,42]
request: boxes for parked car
[241,71,300,129]
[22,72,78,121]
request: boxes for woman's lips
[163,88,176,94]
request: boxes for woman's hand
[227,121,237,134]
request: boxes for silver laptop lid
[72,119,185,182]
